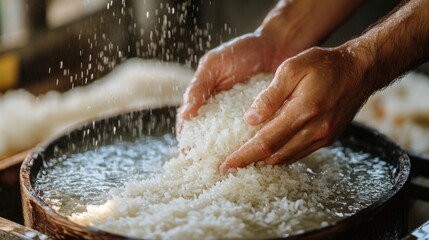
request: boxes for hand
[177,0,366,134]
[179,33,294,121]
[220,45,373,173]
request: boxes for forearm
[257,0,366,57]
[346,0,429,92]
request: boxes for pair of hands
[179,33,371,174]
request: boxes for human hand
[178,33,293,122]
[177,0,366,134]
[220,45,373,173]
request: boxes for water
[34,138,395,236]
[35,134,177,214]
[322,147,394,218]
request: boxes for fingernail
[219,161,231,174]
[244,110,260,124]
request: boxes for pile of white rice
[71,75,345,239]
[356,72,429,153]
[0,59,193,157]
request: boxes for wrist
[339,0,429,93]
[257,0,366,61]
[256,0,315,58]
[255,1,315,72]
[338,39,380,93]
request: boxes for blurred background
[0,0,429,232]
[3,0,428,96]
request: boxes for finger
[267,139,326,166]
[180,66,217,120]
[244,62,304,125]
[287,140,326,164]
[220,132,270,174]
[263,116,337,165]
[220,99,308,173]
[262,126,326,166]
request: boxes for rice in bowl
[36,74,394,239]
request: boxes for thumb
[180,67,216,120]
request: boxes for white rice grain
[71,74,342,239]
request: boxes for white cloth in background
[0,58,194,156]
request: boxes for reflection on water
[35,133,177,214]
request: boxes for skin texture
[180,0,366,120]
[221,46,372,171]
[179,0,429,173]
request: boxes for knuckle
[259,141,275,156]
[276,58,307,86]
[265,156,281,165]
[310,46,322,52]
[308,46,325,55]
[309,102,323,116]
[314,122,336,147]
[255,133,276,156]
[278,59,298,74]
[317,121,334,140]
[256,92,276,112]
[296,105,322,125]
[306,103,324,120]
